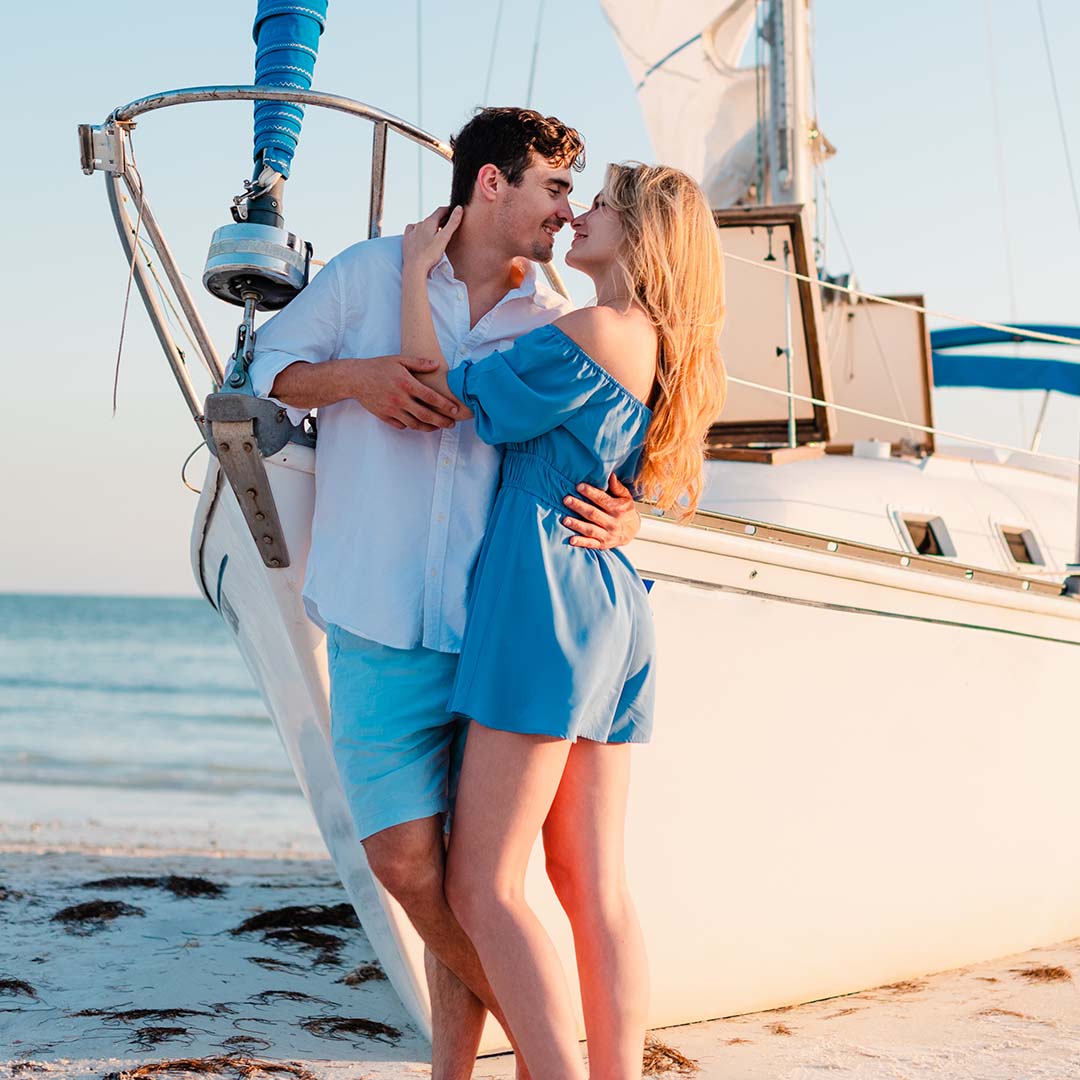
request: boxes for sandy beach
[4,815,1079,1078]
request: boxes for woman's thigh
[543,739,632,899]
[448,721,573,885]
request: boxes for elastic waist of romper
[500,449,595,511]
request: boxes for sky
[3,0,1079,596]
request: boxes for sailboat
[78,0,1080,1052]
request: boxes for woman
[400,163,726,1077]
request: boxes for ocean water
[0,593,320,851]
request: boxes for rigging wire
[525,0,547,107]
[820,186,912,425]
[982,0,1020,318]
[113,127,145,416]
[982,0,1027,445]
[482,0,506,104]
[1035,0,1080,232]
[414,0,423,217]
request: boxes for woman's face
[565,191,624,275]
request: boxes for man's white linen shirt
[250,235,573,654]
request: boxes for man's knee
[363,820,446,914]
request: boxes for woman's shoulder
[551,308,657,403]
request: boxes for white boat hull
[192,446,1080,1051]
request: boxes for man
[250,108,640,1077]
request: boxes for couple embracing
[252,106,726,1077]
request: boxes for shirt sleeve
[249,258,346,426]
[446,325,601,445]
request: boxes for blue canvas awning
[252,1,329,179]
[930,324,1080,399]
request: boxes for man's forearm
[269,357,366,410]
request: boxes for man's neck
[444,218,525,303]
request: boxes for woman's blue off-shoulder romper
[445,322,655,744]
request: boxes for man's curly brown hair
[449,107,585,209]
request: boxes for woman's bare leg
[445,721,586,1080]
[542,740,648,1080]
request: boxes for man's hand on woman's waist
[561,474,641,550]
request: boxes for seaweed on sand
[51,899,145,927]
[0,978,37,998]
[1009,964,1073,983]
[338,963,387,985]
[82,875,226,898]
[103,1056,319,1080]
[73,1007,215,1023]
[299,1015,402,1044]
[131,1026,194,1049]
[641,1034,699,1075]
[247,989,335,1007]
[219,1036,271,1052]
[244,956,306,973]
[260,927,345,966]
[231,903,358,934]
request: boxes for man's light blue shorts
[327,624,465,841]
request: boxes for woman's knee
[445,859,517,936]
[546,851,630,928]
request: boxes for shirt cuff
[250,349,312,427]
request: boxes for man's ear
[474,164,501,203]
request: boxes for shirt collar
[430,254,562,312]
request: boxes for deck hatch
[900,515,956,558]
[1000,526,1043,566]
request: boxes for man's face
[495,154,575,262]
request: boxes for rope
[569,186,1080,345]
[721,250,1080,348]
[181,441,207,494]
[1035,0,1080,233]
[725,373,1080,469]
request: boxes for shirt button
[441,457,450,467]
[430,568,437,577]
[436,513,446,522]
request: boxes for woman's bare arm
[400,205,473,417]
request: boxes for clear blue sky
[4,1,1078,595]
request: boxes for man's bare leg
[426,947,485,1080]
[363,815,530,1080]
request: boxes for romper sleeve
[446,324,602,445]
[249,257,346,425]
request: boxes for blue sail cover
[930,325,1080,399]
[252,1,329,179]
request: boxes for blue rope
[252,0,329,179]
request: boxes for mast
[765,0,815,214]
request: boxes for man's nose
[556,197,574,224]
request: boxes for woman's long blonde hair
[605,162,726,517]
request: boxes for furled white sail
[601,0,760,206]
